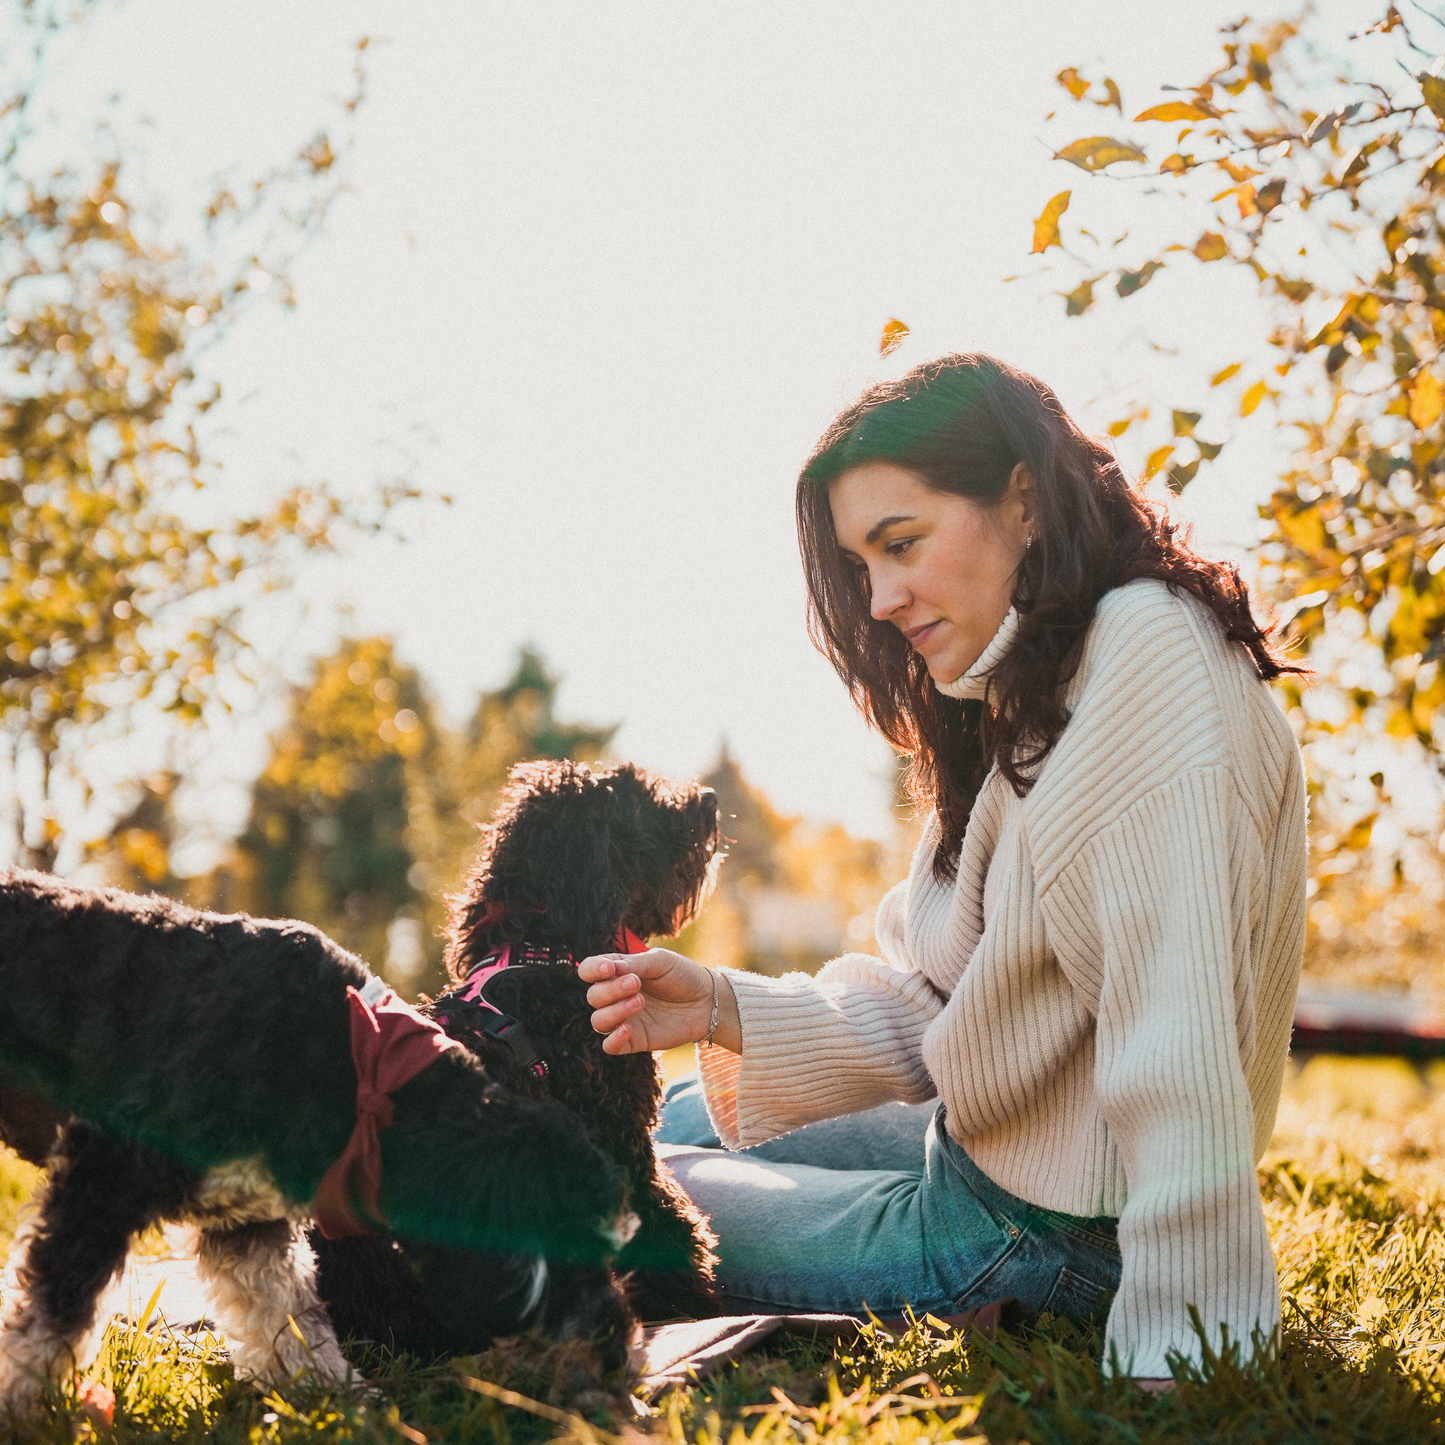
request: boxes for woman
[581,353,1306,1384]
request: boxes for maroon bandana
[313,979,465,1239]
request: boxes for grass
[3,1058,1445,1443]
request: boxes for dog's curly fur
[312,760,723,1351]
[0,870,635,1412]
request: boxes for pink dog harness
[434,924,650,1081]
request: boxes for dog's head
[446,761,720,978]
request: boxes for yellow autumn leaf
[1422,73,1445,124]
[1054,136,1148,171]
[1275,505,1327,554]
[1193,232,1227,261]
[1143,443,1175,478]
[1409,368,1444,430]
[1031,191,1072,253]
[1211,361,1242,386]
[1135,101,1214,122]
[1240,379,1268,415]
[1057,67,1089,101]
[880,318,910,357]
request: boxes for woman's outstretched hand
[579,948,739,1056]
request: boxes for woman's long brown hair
[797,353,1302,879]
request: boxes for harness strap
[436,925,651,1079]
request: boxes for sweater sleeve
[1039,765,1280,1378]
[696,936,943,1150]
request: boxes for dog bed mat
[633,1298,1031,1399]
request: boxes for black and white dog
[0,870,635,1413]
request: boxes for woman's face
[829,461,1032,685]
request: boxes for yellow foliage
[1409,368,1443,430]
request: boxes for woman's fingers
[581,967,641,1011]
[578,947,713,1054]
[599,1019,637,1055]
[588,986,645,1037]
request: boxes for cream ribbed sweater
[698,579,1307,1378]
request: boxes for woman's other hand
[579,949,739,1055]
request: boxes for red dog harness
[313,977,465,1239]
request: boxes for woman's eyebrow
[866,514,917,545]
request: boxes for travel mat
[633,1297,1032,1398]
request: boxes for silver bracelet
[704,969,720,1047]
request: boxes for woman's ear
[1007,461,1036,543]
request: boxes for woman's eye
[885,538,915,558]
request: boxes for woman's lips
[903,621,941,648]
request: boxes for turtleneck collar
[933,607,1019,701]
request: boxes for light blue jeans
[656,1074,1122,1320]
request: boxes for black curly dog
[311,760,723,1356]
[0,869,636,1413]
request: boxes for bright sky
[33,0,1378,841]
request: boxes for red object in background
[1291,986,1445,1063]
[78,1379,114,1424]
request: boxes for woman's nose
[869,571,908,621]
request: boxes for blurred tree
[700,742,790,888]
[1030,7,1445,756]
[86,769,183,895]
[229,638,441,985]
[426,646,617,876]
[0,1,410,869]
[682,747,899,976]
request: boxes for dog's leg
[195,1220,351,1386]
[0,1122,185,1416]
